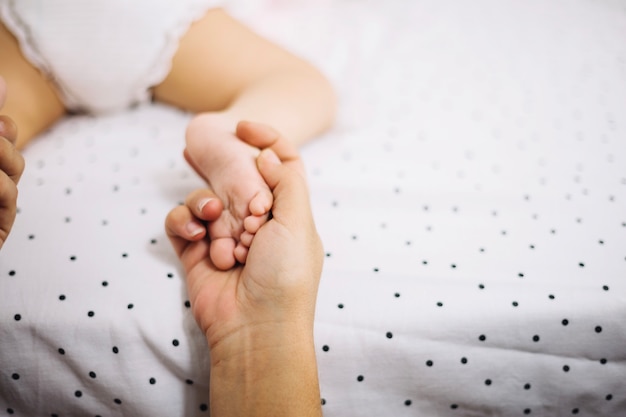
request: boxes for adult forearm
[209,325,323,417]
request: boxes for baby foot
[185,113,273,270]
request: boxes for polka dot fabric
[1,0,625,415]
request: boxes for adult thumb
[257,148,312,225]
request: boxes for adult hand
[167,121,322,346]
[166,121,323,416]
[0,75,25,249]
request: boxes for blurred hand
[0,75,25,249]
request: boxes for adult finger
[184,188,224,221]
[0,169,18,249]
[165,189,223,258]
[236,121,304,176]
[0,135,25,184]
[165,204,207,258]
[256,148,312,230]
[0,116,18,145]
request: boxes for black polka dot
[386,332,393,339]
[58,348,65,355]
[321,398,326,405]
[562,319,569,326]
[89,371,96,379]
[532,335,540,342]
[112,346,119,354]
[114,398,122,405]
[563,365,570,372]
[7,409,14,415]
[74,390,82,398]
[69,255,77,261]
[426,360,433,367]
[572,408,579,414]
[595,326,603,333]
[172,339,180,347]
[485,379,492,386]
[199,403,208,412]
[127,303,134,309]
[524,383,531,390]
[322,345,330,352]
[87,311,95,317]
[13,314,21,321]
[450,404,458,410]
[59,294,66,301]
[11,373,19,380]
[606,394,613,401]
[149,377,156,385]
[478,334,487,341]
[185,379,194,385]
[404,400,412,406]
[184,300,191,308]
[8,270,16,276]
[337,303,344,309]
[524,409,532,415]
[461,357,468,364]
[356,375,364,382]
[101,281,108,287]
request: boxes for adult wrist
[208,322,322,417]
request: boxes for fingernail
[262,149,281,165]
[197,198,214,213]
[186,222,204,237]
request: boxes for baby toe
[234,243,249,265]
[210,237,237,270]
[240,230,254,247]
[248,189,273,216]
[243,214,268,235]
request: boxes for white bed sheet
[1,0,625,415]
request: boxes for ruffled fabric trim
[0,0,78,107]
[0,0,223,114]
[136,0,223,110]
